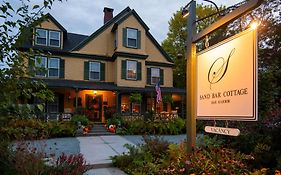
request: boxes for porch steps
[87,123,115,136]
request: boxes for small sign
[204,126,240,136]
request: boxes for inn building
[20,7,185,122]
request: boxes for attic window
[35,29,47,46]
[127,28,138,48]
[49,31,60,47]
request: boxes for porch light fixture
[250,20,259,29]
[93,91,97,96]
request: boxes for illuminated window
[132,102,141,114]
[121,95,130,114]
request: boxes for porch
[43,79,185,122]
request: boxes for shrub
[118,117,186,135]
[71,115,89,126]
[49,153,87,175]
[112,137,170,174]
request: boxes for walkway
[29,135,187,175]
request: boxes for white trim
[35,29,47,46]
[126,60,137,80]
[49,31,61,47]
[35,56,47,77]
[48,57,60,78]
[126,28,137,48]
[89,61,101,81]
[151,67,160,85]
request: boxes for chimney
[103,7,114,24]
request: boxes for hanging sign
[205,126,240,136]
[197,28,258,121]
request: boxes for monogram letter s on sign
[208,48,236,90]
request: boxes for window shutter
[160,69,164,85]
[147,68,151,85]
[84,61,89,80]
[28,58,35,75]
[121,60,126,79]
[137,62,141,80]
[100,62,105,81]
[122,28,127,47]
[59,59,65,78]
[137,30,141,49]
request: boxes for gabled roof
[44,13,67,38]
[72,7,131,51]
[45,13,67,32]
[22,7,173,63]
[72,6,173,63]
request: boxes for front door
[86,94,102,122]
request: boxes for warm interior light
[93,91,97,95]
[250,21,259,29]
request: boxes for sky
[41,0,243,44]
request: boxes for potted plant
[129,93,142,103]
[162,95,173,104]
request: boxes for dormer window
[127,28,138,48]
[123,28,141,49]
[49,31,60,47]
[35,28,61,47]
[35,29,47,46]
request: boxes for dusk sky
[40,0,242,44]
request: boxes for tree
[162,4,225,88]
[0,0,63,117]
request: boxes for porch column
[150,92,153,111]
[115,91,120,114]
[75,88,79,110]
[181,93,184,117]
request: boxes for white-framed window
[35,29,47,46]
[89,62,100,80]
[126,60,137,80]
[49,31,60,47]
[151,68,160,84]
[48,58,60,77]
[35,56,47,77]
[127,28,138,48]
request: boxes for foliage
[119,117,185,135]
[113,137,254,175]
[185,146,251,175]
[129,93,142,103]
[161,4,225,88]
[112,136,171,175]
[162,95,173,104]
[0,139,86,175]
[106,113,124,127]
[49,153,87,175]
[71,115,89,126]
[0,118,76,140]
